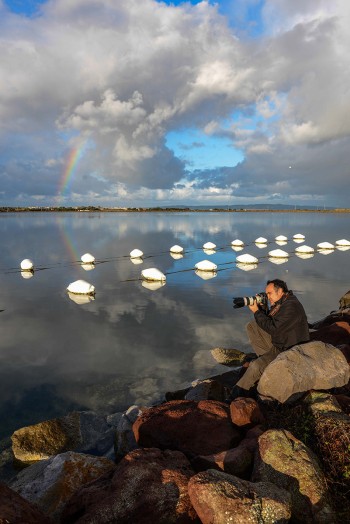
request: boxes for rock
[309,312,350,330]
[11,411,116,464]
[61,448,199,524]
[257,341,350,403]
[337,343,350,364]
[310,321,350,345]
[210,347,247,366]
[185,379,226,402]
[0,482,52,523]
[133,400,242,457]
[192,443,252,479]
[339,290,350,309]
[114,405,142,459]
[188,469,292,524]
[9,451,115,522]
[239,425,265,453]
[252,429,333,523]
[230,397,265,428]
[334,393,350,414]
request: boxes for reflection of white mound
[255,243,267,249]
[231,239,244,246]
[236,254,258,264]
[141,280,166,291]
[231,246,244,252]
[141,268,166,281]
[336,245,350,252]
[195,260,217,271]
[295,252,314,259]
[293,238,304,243]
[275,235,288,241]
[203,248,216,255]
[81,263,95,271]
[21,270,34,279]
[68,292,95,305]
[236,262,258,271]
[276,240,288,246]
[203,241,216,249]
[170,252,183,260]
[318,249,335,255]
[195,269,217,280]
[130,257,143,265]
[268,257,289,265]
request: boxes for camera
[233,292,268,309]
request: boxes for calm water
[0,211,349,438]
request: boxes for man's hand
[248,302,259,313]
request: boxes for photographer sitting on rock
[229,279,310,400]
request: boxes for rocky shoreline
[1,291,349,523]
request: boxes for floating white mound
[81,253,95,263]
[295,245,315,254]
[195,260,217,272]
[141,268,166,281]
[231,239,244,246]
[67,280,95,295]
[170,245,184,254]
[236,262,258,271]
[335,239,350,246]
[293,233,305,240]
[203,242,216,249]
[275,235,288,241]
[130,249,144,258]
[236,254,259,264]
[255,237,267,244]
[20,259,34,271]
[317,242,334,250]
[268,249,289,258]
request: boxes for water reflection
[0,211,349,439]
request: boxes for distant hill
[163,204,335,210]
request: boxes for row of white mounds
[203,241,216,250]
[195,260,218,272]
[141,268,166,282]
[20,259,34,271]
[67,279,95,295]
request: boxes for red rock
[61,448,199,524]
[192,443,252,479]
[310,321,350,346]
[230,398,265,428]
[0,482,52,523]
[133,400,242,457]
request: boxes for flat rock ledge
[0,292,349,522]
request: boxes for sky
[0,0,349,207]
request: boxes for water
[0,211,349,438]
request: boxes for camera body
[233,292,268,309]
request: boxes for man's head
[265,279,288,305]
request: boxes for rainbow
[57,140,87,199]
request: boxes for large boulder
[10,451,115,522]
[61,448,199,524]
[258,341,350,403]
[0,482,52,523]
[11,411,116,464]
[132,400,242,457]
[252,429,334,523]
[188,469,291,524]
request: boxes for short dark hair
[266,279,288,293]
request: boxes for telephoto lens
[233,297,246,309]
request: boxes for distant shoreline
[0,207,349,213]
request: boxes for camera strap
[268,291,291,317]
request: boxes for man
[233,279,310,395]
